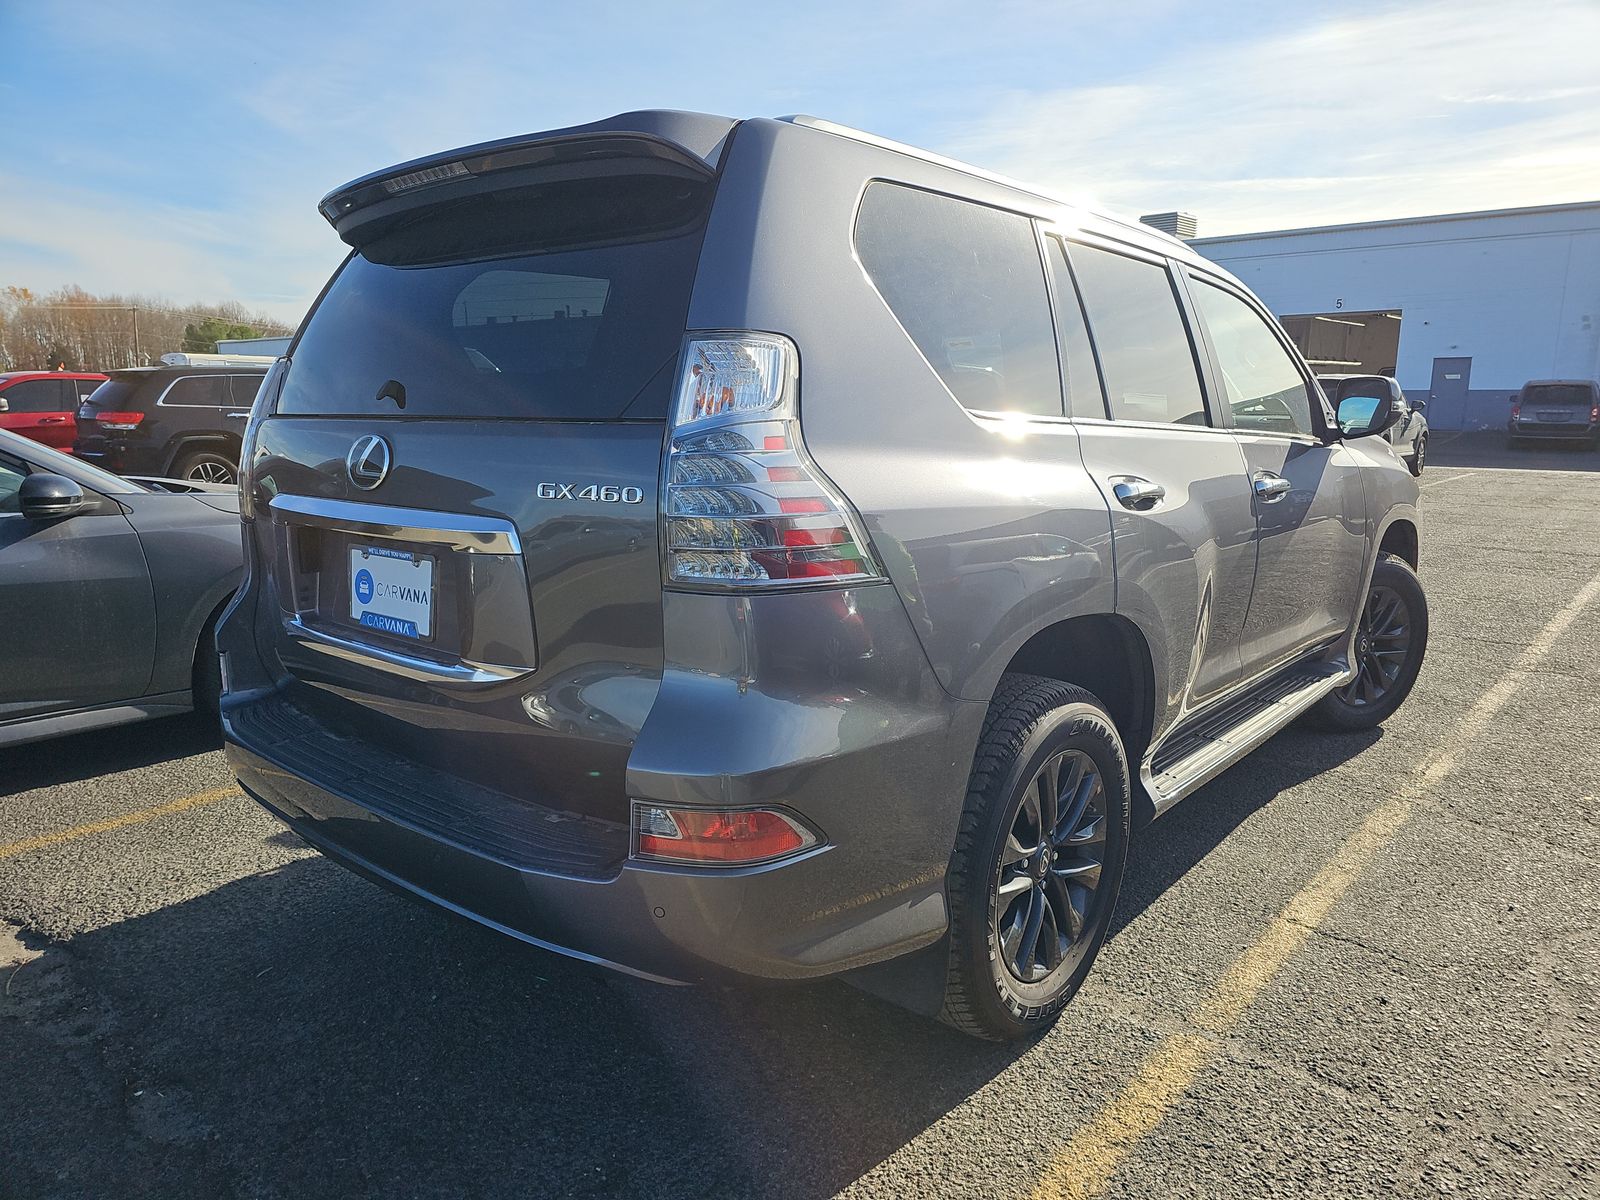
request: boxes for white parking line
[1418,472,1474,490]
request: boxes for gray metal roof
[1190,198,1600,248]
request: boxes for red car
[0,371,108,452]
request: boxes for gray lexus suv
[218,111,1426,1041]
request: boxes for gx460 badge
[536,483,645,503]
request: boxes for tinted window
[2,379,71,413]
[78,377,146,416]
[228,375,267,405]
[1047,239,1109,420]
[1523,384,1593,406]
[278,175,709,420]
[162,376,230,406]
[1190,279,1315,436]
[1069,245,1207,426]
[855,182,1061,417]
[0,454,25,512]
[74,378,101,400]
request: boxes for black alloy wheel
[1307,553,1428,731]
[1337,583,1412,708]
[939,675,1130,1041]
[994,748,1107,984]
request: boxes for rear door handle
[1110,477,1166,510]
[224,411,250,420]
[1252,471,1292,502]
[37,416,68,424]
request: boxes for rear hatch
[1521,383,1595,425]
[74,373,151,454]
[244,125,727,848]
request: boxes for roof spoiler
[318,110,737,248]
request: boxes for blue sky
[2,0,1596,323]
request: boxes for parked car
[0,371,106,451]
[219,111,1426,1041]
[1507,379,1600,447]
[0,428,242,747]
[74,364,268,484]
[1318,374,1428,474]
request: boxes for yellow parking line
[0,786,242,863]
[1032,568,1600,1200]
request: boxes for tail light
[1510,403,1521,419]
[1590,404,1598,423]
[94,411,144,430]
[663,334,882,587]
[633,803,820,865]
[238,357,289,522]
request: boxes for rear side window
[1189,279,1315,437]
[1068,244,1208,426]
[74,378,101,400]
[228,375,266,405]
[855,182,1061,418]
[2,378,71,413]
[161,376,230,407]
[278,174,710,420]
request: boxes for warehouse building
[1181,200,1600,431]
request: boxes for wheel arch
[160,433,242,475]
[1378,516,1419,569]
[995,613,1158,822]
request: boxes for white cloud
[940,0,1600,234]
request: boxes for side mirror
[0,397,8,413]
[1411,398,1427,412]
[19,473,85,520]
[1337,394,1400,439]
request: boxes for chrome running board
[1144,661,1351,817]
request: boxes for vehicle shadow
[1,727,1378,1200]
[0,713,222,798]
[1429,431,1600,472]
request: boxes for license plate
[349,545,434,639]
[1538,410,1572,421]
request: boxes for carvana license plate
[349,545,434,639]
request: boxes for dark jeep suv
[75,365,267,484]
[218,111,1426,1040]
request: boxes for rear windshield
[278,174,710,421]
[1523,384,1594,405]
[78,376,149,414]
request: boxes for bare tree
[0,285,296,371]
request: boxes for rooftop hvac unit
[1140,211,1198,239]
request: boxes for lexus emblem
[346,435,392,490]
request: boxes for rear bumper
[222,586,985,985]
[1508,421,1598,440]
[75,443,163,473]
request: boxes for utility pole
[29,304,142,366]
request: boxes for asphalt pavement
[2,435,1596,1199]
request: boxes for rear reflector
[633,804,819,865]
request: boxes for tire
[192,605,225,718]
[172,448,238,486]
[1408,435,1426,476]
[1307,554,1428,731]
[939,674,1130,1042]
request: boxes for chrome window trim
[155,374,262,412]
